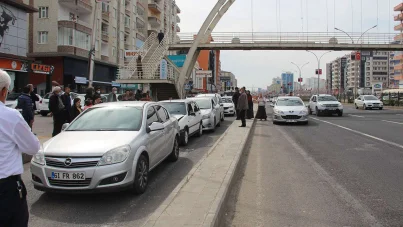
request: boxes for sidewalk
[141,118,255,227]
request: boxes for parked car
[308,94,343,116]
[160,99,203,145]
[271,96,308,125]
[195,93,225,122]
[5,93,22,112]
[31,102,180,194]
[38,93,51,116]
[221,96,236,116]
[354,95,383,110]
[188,97,221,131]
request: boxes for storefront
[0,57,30,93]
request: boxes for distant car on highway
[354,95,383,110]
[31,102,180,194]
[308,94,343,116]
[160,99,203,146]
[271,96,308,125]
[221,96,236,116]
[188,97,221,132]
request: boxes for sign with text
[31,63,54,75]
[75,76,87,84]
[160,59,168,79]
[167,55,186,67]
[196,70,212,78]
[124,50,140,59]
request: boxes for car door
[192,102,202,129]
[146,106,165,167]
[212,99,219,124]
[188,102,200,134]
[356,96,363,107]
[155,105,173,159]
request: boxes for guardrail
[120,63,178,82]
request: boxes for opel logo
[64,158,72,166]
[289,111,294,113]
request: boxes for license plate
[286,120,297,123]
[51,172,85,181]
[327,108,336,110]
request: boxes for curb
[213,118,257,227]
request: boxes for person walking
[128,90,136,101]
[246,90,254,119]
[71,98,82,120]
[48,86,66,137]
[255,94,267,120]
[237,87,248,127]
[27,84,39,131]
[61,85,72,123]
[17,86,34,129]
[158,30,164,44]
[135,89,142,101]
[137,56,143,79]
[232,87,240,120]
[0,70,40,227]
[107,87,118,102]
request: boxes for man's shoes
[239,125,246,127]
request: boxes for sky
[175,0,402,89]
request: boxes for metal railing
[144,36,169,78]
[128,63,178,81]
[175,32,401,45]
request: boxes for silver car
[271,96,309,125]
[31,102,180,194]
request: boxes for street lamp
[306,50,332,95]
[291,61,309,92]
[335,25,377,44]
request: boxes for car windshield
[6,93,20,101]
[318,96,337,101]
[67,107,142,131]
[222,98,232,103]
[194,99,212,109]
[276,99,304,106]
[160,102,187,115]
[364,96,378,100]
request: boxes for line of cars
[30,94,236,194]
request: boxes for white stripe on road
[382,120,403,125]
[397,114,403,116]
[310,117,403,150]
[349,114,365,118]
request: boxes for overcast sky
[176,0,401,89]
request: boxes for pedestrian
[93,87,102,103]
[61,85,72,123]
[289,91,294,96]
[255,94,267,121]
[137,56,143,79]
[158,30,164,44]
[232,87,240,120]
[83,98,93,110]
[0,69,40,227]
[27,84,39,131]
[122,90,130,101]
[93,96,102,105]
[135,89,142,101]
[128,90,136,101]
[16,86,34,129]
[85,87,94,101]
[237,87,248,127]
[107,87,118,102]
[71,98,82,120]
[48,86,66,137]
[246,90,254,119]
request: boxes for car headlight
[32,149,45,165]
[317,103,324,107]
[299,110,308,115]
[338,103,343,107]
[98,145,130,166]
[274,109,284,114]
[202,114,211,119]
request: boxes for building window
[113,27,117,37]
[39,7,49,19]
[95,40,99,51]
[137,5,145,16]
[113,8,117,18]
[38,31,48,44]
[112,47,116,56]
[102,2,109,12]
[125,16,130,27]
[58,27,73,45]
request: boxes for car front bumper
[272,114,308,123]
[317,108,343,114]
[365,104,383,108]
[224,108,235,115]
[201,118,215,130]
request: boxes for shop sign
[196,70,212,78]
[124,50,140,59]
[167,55,186,67]
[0,59,28,72]
[75,76,87,84]
[112,81,121,87]
[31,63,54,75]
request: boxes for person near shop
[289,91,294,96]
[84,98,93,110]
[48,86,66,137]
[0,69,40,227]
[255,94,267,121]
[61,85,73,123]
[246,90,253,119]
[232,87,240,120]
[93,87,102,103]
[158,30,164,44]
[137,56,143,79]
[122,90,130,101]
[237,87,248,127]
[27,84,39,113]
[71,98,82,120]
[16,86,34,129]
[128,90,136,101]
[107,87,118,102]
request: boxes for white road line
[311,117,403,150]
[349,114,365,118]
[397,114,403,116]
[382,120,403,125]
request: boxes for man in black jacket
[17,86,34,129]
[232,87,240,120]
[61,85,72,123]
[158,30,164,44]
[48,86,65,137]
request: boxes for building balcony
[101,55,109,62]
[176,15,180,23]
[176,25,180,32]
[148,15,161,27]
[125,43,130,50]
[125,25,131,34]
[102,11,110,22]
[394,33,403,41]
[101,31,109,42]
[394,23,403,31]
[59,0,92,14]
[394,54,403,60]
[395,13,403,21]
[125,8,131,15]
[57,46,89,58]
[394,63,403,71]
[395,3,403,11]
[58,17,92,34]
[148,3,162,14]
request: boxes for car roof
[222,96,232,99]
[314,94,332,96]
[188,97,214,101]
[93,101,151,108]
[160,99,190,103]
[277,96,301,99]
[196,94,217,97]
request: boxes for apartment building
[345,52,360,90]
[326,63,332,93]
[393,3,403,88]
[331,56,346,95]
[362,51,389,89]
[147,0,181,44]
[220,71,237,91]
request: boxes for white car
[221,96,236,116]
[354,95,383,110]
[271,96,308,125]
[308,94,343,116]
[188,97,221,131]
[195,93,225,122]
[160,99,203,146]
[6,93,42,113]
[38,93,51,116]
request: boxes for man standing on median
[232,87,240,120]
[237,87,248,127]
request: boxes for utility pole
[306,51,332,95]
[291,61,309,93]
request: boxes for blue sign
[112,81,121,87]
[167,55,186,67]
[184,84,192,91]
[121,84,141,90]
[160,59,168,79]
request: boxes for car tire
[221,113,224,121]
[168,135,180,162]
[338,112,343,117]
[132,154,149,194]
[363,104,367,110]
[196,123,203,137]
[379,107,383,110]
[355,104,358,109]
[315,107,321,116]
[308,107,312,115]
[40,111,48,117]
[181,129,189,146]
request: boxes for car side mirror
[147,122,164,133]
[189,112,196,116]
[62,123,70,131]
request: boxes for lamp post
[291,61,309,93]
[306,51,332,95]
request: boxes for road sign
[315,69,322,75]
[196,70,212,78]
[355,52,361,61]
[298,78,303,82]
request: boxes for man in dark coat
[61,85,72,123]
[48,86,65,137]
[237,87,248,127]
[17,86,34,129]
[107,87,118,102]
[232,87,240,120]
[158,30,164,43]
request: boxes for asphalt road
[23,115,235,227]
[224,105,403,227]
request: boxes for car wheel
[196,123,203,137]
[308,107,312,115]
[181,129,189,146]
[363,104,367,110]
[355,104,358,109]
[221,113,224,121]
[338,112,343,117]
[132,154,149,194]
[168,135,180,162]
[273,121,277,125]
[315,107,321,116]
[40,112,48,117]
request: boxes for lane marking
[349,114,365,118]
[382,120,403,125]
[397,114,403,116]
[311,117,403,150]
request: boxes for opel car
[31,102,180,194]
[195,93,225,122]
[354,95,383,110]
[271,96,308,125]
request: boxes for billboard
[167,55,186,67]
